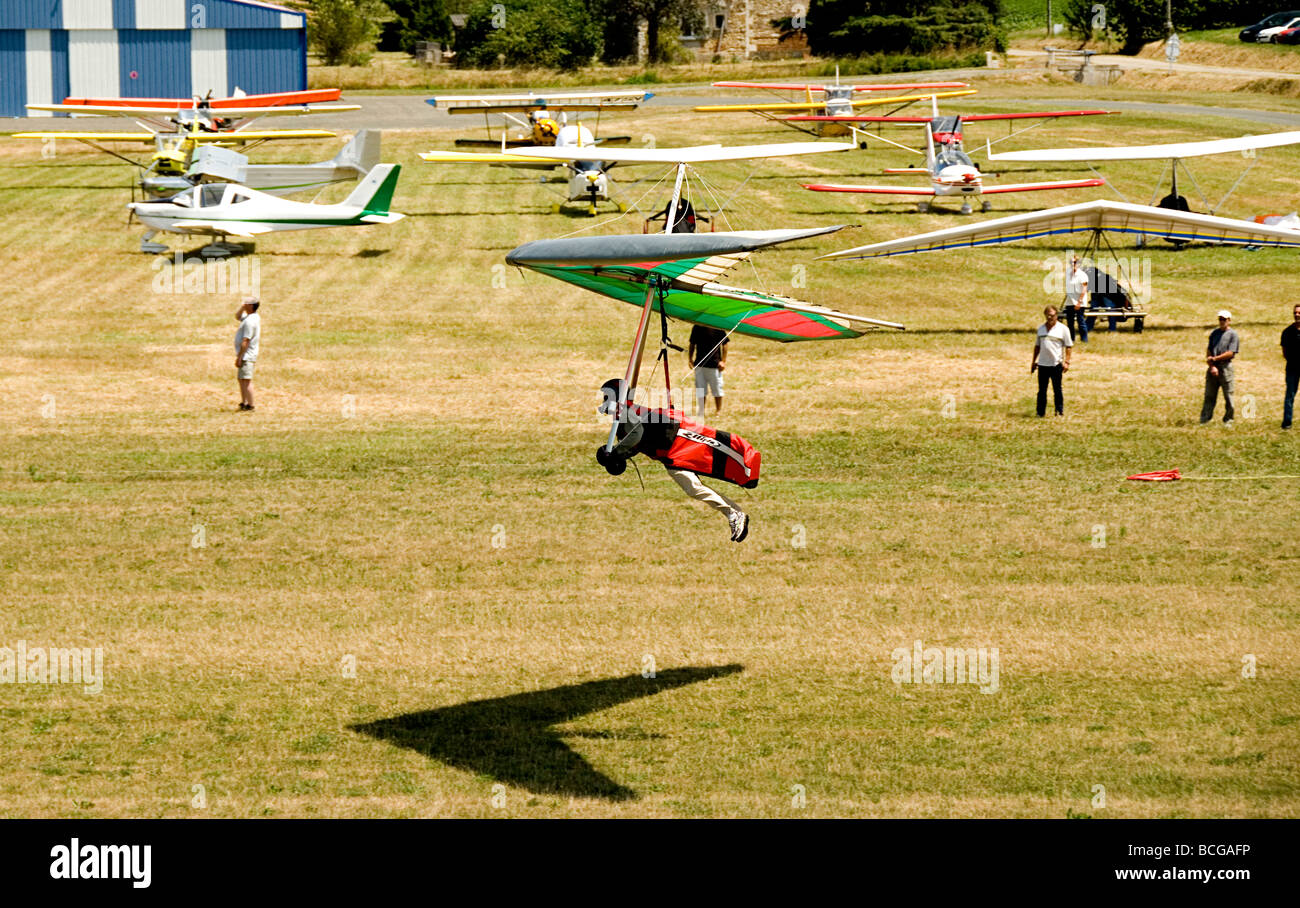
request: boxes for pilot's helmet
[535,118,559,141]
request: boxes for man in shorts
[688,324,728,415]
[234,297,261,412]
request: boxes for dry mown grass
[0,88,1297,817]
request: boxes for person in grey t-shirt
[1200,310,1239,425]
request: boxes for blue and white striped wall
[0,1,308,117]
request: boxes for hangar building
[0,0,309,117]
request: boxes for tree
[455,0,602,70]
[1064,0,1263,54]
[807,1,1005,57]
[386,0,454,53]
[308,0,391,65]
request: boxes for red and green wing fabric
[506,228,903,342]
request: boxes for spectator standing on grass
[234,297,260,412]
[1031,305,1072,417]
[1282,303,1300,429]
[689,324,728,416]
[1065,254,1090,344]
[1201,310,1239,426]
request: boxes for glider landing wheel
[616,202,628,213]
[960,202,973,215]
[981,200,993,212]
[916,202,929,213]
[595,446,627,475]
[587,203,598,217]
[550,203,561,214]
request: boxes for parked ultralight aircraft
[428,90,652,148]
[127,164,404,257]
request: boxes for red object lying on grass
[1127,469,1182,481]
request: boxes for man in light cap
[233,297,261,412]
[1200,310,1239,425]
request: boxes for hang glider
[986,129,1300,217]
[423,139,853,215]
[429,90,651,148]
[508,227,903,341]
[127,164,404,256]
[819,199,1300,260]
[987,130,1300,162]
[694,79,975,136]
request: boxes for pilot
[596,379,753,542]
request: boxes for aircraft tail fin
[332,129,381,175]
[344,163,401,213]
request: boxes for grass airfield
[0,77,1298,818]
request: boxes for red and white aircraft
[798,100,1113,213]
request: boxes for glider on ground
[819,198,1300,260]
[693,78,975,136]
[800,98,1109,213]
[127,164,404,257]
[986,130,1300,215]
[423,140,854,215]
[428,90,652,148]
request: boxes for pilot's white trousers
[666,468,743,521]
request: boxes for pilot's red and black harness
[597,275,761,488]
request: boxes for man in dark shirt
[1201,310,1240,425]
[688,324,729,415]
[1282,303,1300,429]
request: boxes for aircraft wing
[419,150,560,170]
[60,90,344,109]
[819,199,1300,260]
[169,220,273,238]
[979,178,1106,194]
[804,182,936,196]
[188,130,338,142]
[711,81,968,92]
[989,130,1300,162]
[486,141,854,165]
[508,227,902,339]
[8,131,158,143]
[789,109,1113,124]
[694,90,974,113]
[429,90,651,113]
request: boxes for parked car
[1259,16,1300,40]
[1277,24,1300,43]
[1239,10,1300,41]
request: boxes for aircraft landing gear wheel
[550,203,561,214]
[596,446,627,475]
[960,202,973,215]
[587,204,598,216]
[916,202,929,213]
[616,202,628,213]
[981,201,993,212]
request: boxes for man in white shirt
[1064,254,1090,343]
[1031,305,1073,417]
[233,297,261,412]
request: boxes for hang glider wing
[506,228,903,340]
[804,182,937,196]
[819,200,1300,260]
[419,149,561,170]
[694,90,975,113]
[989,130,1300,162]
[478,141,854,165]
[711,81,969,92]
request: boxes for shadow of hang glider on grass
[350,664,743,801]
